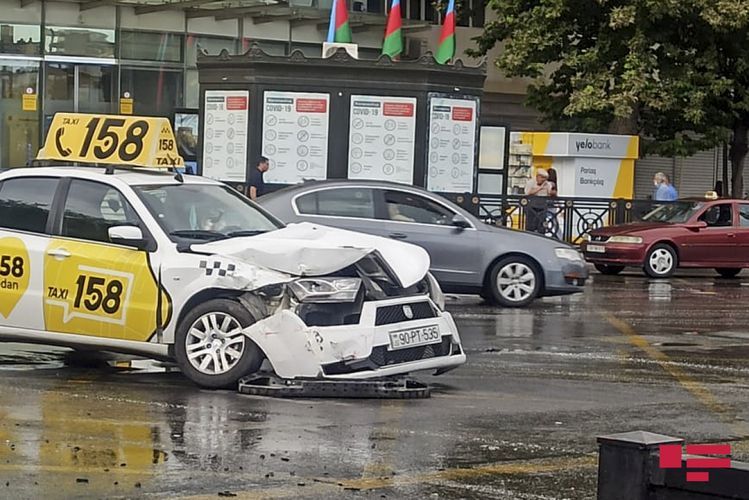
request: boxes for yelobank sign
[517,132,640,199]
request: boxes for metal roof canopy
[32,0,431,31]
[197,43,487,88]
[19,0,283,13]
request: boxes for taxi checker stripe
[199,260,236,277]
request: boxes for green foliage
[470,0,747,154]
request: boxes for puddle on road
[654,342,697,347]
[0,346,66,371]
[648,281,672,302]
[0,343,178,375]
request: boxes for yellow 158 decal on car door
[0,237,30,318]
[43,239,169,341]
[47,264,133,325]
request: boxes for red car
[582,198,749,278]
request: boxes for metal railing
[475,195,666,244]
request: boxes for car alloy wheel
[185,312,246,375]
[175,298,264,389]
[644,244,677,278]
[649,249,673,275]
[496,262,536,304]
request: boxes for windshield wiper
[225,230,269,238]
[169,230,227,240]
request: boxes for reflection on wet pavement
[2,270,749,499]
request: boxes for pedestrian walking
[653,172,678,201]
[524,168,554,197]
[249,156,269,200]
[524,168,554,234]
[546,167,563,239]
[547,168,559,198]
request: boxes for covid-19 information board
[347,95,417,184]
[202,90,249,182]
[262,91,330,184]
[426,96,478,193]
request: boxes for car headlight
[555,248,584,261]
[608,236,643,244]
[287,277,362,303]
[583,234,592,242]
[425,272,446,311]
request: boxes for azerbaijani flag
[435,0,455,64]
[381,0,403,58]
[327,0,352,44]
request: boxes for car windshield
[640,201,704,223]
[134,183,282,244]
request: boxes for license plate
[388,325,441,350]
[587,244,605,253]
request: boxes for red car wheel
[644,244,677,278]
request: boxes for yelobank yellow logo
[575,138,612,152]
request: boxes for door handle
[47,248,71,259]
[727,233,736,238]
[388,233,408,240]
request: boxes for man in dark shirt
[248,156,269,200]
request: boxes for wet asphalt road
[3,270,749,499]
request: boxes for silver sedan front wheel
[488,256,541,307]
[186,312,246,375]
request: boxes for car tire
[594,264,625,275]
[174,298,264,389]
[716,268,742,278]
[643,244,677,278]
[487,256,541,308]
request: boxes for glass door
[44,63,115,137]
[0,60,40,167]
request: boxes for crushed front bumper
[243,295,466,380]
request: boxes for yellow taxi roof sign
[37,113,184,168]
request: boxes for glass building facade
[0,0,486,168]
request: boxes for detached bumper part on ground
[238,375,433,398]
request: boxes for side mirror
[686,221,708,231]
[451,214,471,229]
[108,225,149,250]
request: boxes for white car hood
[191,222,430,288]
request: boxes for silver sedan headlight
[608,236,643,244]
[555,248,584,261]
[288,277,362,303]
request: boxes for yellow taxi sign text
[37,113,184,168]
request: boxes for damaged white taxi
[0,113,465,388]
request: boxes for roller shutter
[635,147,719,199]
[674,148,718,197]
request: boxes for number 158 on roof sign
[37,113,184,168]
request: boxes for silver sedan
[258,180,588,307]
